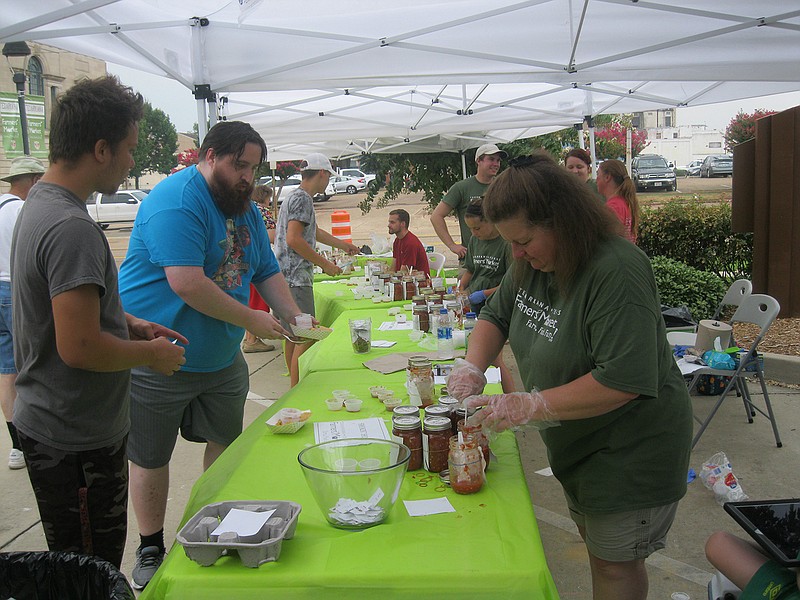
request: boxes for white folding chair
[427,252,446,278]
[667,279,753,348]
[687,294,782,449]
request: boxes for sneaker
[241,339,275,353]
[131,545,165,590]
[8,449,25,470]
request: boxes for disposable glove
[468,290,487,306]
[446,358,487,401]
[465,389,559,433]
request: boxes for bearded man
[118,120,303,590]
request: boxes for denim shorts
[0,281,16,374]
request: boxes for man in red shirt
[388,209,430,276]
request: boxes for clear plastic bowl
[297,438,410,530]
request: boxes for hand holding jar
[465,389,559,433]
[446,358,487,401]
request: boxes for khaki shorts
[566,496,679,562]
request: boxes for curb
[763,352,800,386]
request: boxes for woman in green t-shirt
[458,198,514,392]
[447,152,693,600]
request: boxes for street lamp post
[2,41,32,156]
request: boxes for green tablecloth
[299,307,453,378]
[140,369,559,600]
[353,254,393,268]
[313,280,407,327]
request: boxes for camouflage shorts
[18,431,128,569]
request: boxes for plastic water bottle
[463,312,477,350]
[437,308,454,360]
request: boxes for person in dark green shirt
[447,152,692,600]
[458,198,514,392]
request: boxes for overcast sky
[108,63,800,138]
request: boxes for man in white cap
[0,156,44,470]
[431,143,507,260]
[274,153,360,387]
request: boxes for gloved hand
[468,289,487,306]
[465,389,559,433]
[446,358,487,401]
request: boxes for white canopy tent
[3,0,800,159]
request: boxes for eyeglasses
[508,155,536,169]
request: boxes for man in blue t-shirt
[118,121,303,590]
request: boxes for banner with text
[1,92,46,159]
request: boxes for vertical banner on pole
[0,92,46,158]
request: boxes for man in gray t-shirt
[273,153,360,386]
[11,76,185,569]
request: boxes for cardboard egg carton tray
[176,500,301,567]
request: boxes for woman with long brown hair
[596,159,640,243]
[447,152,692,600]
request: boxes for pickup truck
[86,189,148,229]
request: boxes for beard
[210,176,254,217]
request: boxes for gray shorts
[280,285,315,330]
[566,495,679,562]
[127,353,249,469]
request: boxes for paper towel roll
[694,320,733,354]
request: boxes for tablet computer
[724,499,800,567]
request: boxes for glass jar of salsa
[448,434,484,494]
[407,357,434,407]
[412,304,429,332]
[392,416,423,471]
[458,420,490,469]
[450,406,476,435]
[423,416,452,473]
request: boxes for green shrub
[638,200,752,284]
[651,256,727,321]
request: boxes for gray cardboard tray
[176,500,301,567]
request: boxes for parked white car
[338,168,379,190]
[329,174,367,194]
[87,189,148,229]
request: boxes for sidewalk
[1,342,797,598]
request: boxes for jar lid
[393,405,420,418]
[425,405,451,418]
[443,294,456,300]
[439,395,459,407]
[393,416,421,430]
[423,416,452,431]
[454,406,477,417]
[438,469,451,486]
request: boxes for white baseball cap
[301,153,336,176]
[475,143,508,162]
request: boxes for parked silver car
[700,155,733,178]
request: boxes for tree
[593,121,649,159]
[357,113,647,214]
[724,109,777,152]
[131,102,178,187]
[172,148,198,173]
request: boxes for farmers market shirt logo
[472,253,502,272]
[515,288,561,342]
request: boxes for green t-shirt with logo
[464,234,512,294]
[442,176,489,247]
[480,236,692,514]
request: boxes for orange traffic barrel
[331,210,352,243]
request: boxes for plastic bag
[661,305,696,328]
[702,350,736,370]
[699,451,748,505]
[369,233,391,255]
[0,551,134,599]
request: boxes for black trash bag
[0,551,134,600]
[661,304,696,329]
